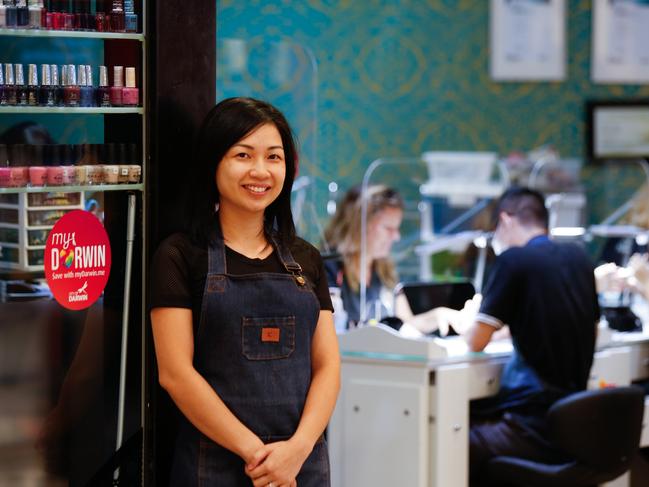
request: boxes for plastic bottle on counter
[329,287,348,333]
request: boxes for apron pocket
[242,316,295,360]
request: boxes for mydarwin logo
[49,231,107,273]
[45,211,112,311]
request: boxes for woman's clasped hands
[245,437,312,487]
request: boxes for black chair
[486,386,645,487]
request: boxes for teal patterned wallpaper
[216,0,649,232]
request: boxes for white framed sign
[592,0,649,84]
[490,0,566,81]
[590,103,649,159]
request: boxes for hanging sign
[44,210,112,310]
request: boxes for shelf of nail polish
[0,27,142,39]
[0,0,140,34]
[0,182,142,193]
[0,166,142,188]
[0,62,140,107]
[0,143,143,190]
[0,106,142,113]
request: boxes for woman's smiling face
[216,123,286,216]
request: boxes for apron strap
[207,226,227,275]
[271,234,303,275]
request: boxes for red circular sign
[44,210,112,310]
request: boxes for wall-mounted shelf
[0,28,144,41]
[0,107,144,114]
[0,183,144,194]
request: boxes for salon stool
[486,386,645,487]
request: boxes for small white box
[422,151,497,184]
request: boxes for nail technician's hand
[628,253,649,298]
[407,307,459,335]
[594,262,625,293]
[452,294,482,335]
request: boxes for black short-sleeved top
[478,235,599,398]
[150,233,333,333]
[324,256,386,326]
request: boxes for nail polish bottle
[123,0,136,32]
[29,144,47,186]
[56,0,68,30]
[0,66,5,105]
[126,143,140,183]
[0,66,6,106]
[72,0,80,29]
[9,144,29,187]
[3,64,17,105]
[39,0,46,27]
[0,2,7,27]
[64,64,80,106]
[84,0,94,29]
[5,0,18,28]
[39,64,55,106]
[86,144,103,184]
[50,64,64,105]
[94,0,106,31]
[50,0,62,29]
[60,144,76,185]
[15,64,28,105]
[76,64,86,105]
[59,64,67,103]
[28,0,43,28]
[116,143,129,183]
[27,63,38,106]
[46,144,63,186]
[96,65,110,106]
[73,0,88,30]
[122,66,138,106]
[109,0,123,32]
[14,0,27,28]
[103,143,119,184]
[43,0,53,28]
[110,65,123,106]
[0,145,10,188]
[63,0,73,30]
[16,0,29,27]
[79,64,93,107]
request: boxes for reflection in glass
[0,119,142,486]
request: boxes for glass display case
[0,2,146,485]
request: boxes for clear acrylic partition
[526,156,586,236]
[357,155,506,324]
[583,159,649,262]
[217,38,325,244]
[581,159,649,326]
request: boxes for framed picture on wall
[586,100,649,162]
[490,0,566,81]
[591,0,649,84]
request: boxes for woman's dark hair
[190,97,298,246]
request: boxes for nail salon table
[328,324,649,487]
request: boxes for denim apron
[169,228,330,486]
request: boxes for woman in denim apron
[151,98,340,486]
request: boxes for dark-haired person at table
[456,187,600,485]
